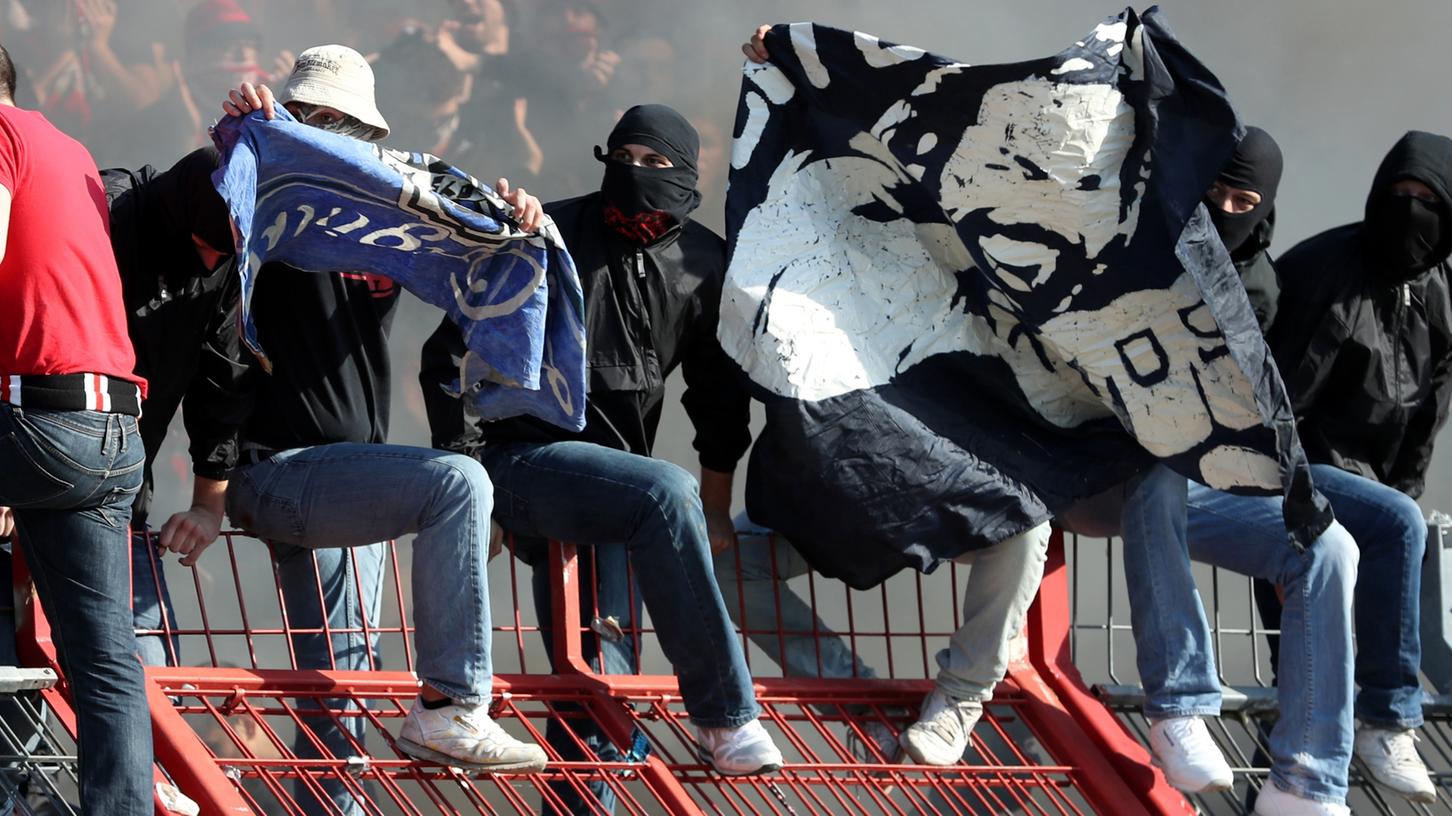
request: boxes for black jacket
[103,166,248,525]
[1269,134,1452,498]
[1234,212,1279,333]
[240,265,400,451]
[420,192,751,470]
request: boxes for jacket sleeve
[679,262,753,473]
[1389,303,1452,497]
[182,281,252,480]
[418,315,481,454]
[1268,255,1348,417]
[1239,255,1279,333]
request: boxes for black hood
[1208,126,1283,260]
[1362,130,1452,279]
[148,146,234,255]
[595,104,702,222]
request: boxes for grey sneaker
[398,698,547,773]
[1354,726,1435,804]
[846,718,902,765]
[899,688,982,766]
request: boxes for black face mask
[1206,203,1260,257]
[1366,194,1445,277]
[596,147,702,223]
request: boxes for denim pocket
[0,434,76,507]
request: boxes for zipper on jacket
[634,248,645,279]
[1394,283,1407,411]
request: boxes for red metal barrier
[7,527,1192,814]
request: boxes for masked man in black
[1206,125,1282,331]
[101,146,246,668]
[1265,130,1452,804]
[421,104,782,815]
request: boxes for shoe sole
[1361,774,1436,805]
[694,746,782,776]
[900,738,960,767]
[398,738,547,773]
[1150,756,1233,794]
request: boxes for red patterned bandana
[603,202,676,244]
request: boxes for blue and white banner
[212,110,586,431]
[724,10,1330,588]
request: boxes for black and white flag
[724,9,1330,588]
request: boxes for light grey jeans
[714,513,1049,700]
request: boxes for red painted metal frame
[7,527,1196,814]
[1023,530,1197,815]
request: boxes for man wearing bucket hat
[212,47,550,813]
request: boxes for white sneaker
[696,719,783,776]
[898,688,982,766]
[1253,781,1350,815]
[397,698,547,773]
[1354,726,1436,803]
[1147,716,1233,793]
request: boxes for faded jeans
[227,443,492,814]
[0,406,149,815]
[131,529,181,667]
[1121,464,1357,804]
[479,440,759,816]
[716,514,1049,701]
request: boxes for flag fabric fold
[212,110,587,431]
[724,8,1330,588]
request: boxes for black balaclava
[1207,126,1282,258]
[151,145,235,256]
[1363,130,1452,281]
[594,103,703,223]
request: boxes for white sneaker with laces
[696,719,783,776]
[1147,716,1233,793]
[398,698,547,772]
[1354,725,1436,803]
[898,688,982,766]
[1252,781,1351,816]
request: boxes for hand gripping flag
[724,9,1331,588]
[212,110,587,431]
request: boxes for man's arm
[158,476,227,566]
[679,250,753,554]
[699,467,737,553]
[162,281,253,566]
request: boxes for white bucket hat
[280,44,390,139]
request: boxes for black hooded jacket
[419,192,752,470]
[1269,131,1452,497]
[103,147,250,525]
[1235,213,1279,332]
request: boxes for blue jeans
[131,529,181,667]
[515,535,641,816]
[480,441,760,815]
[0,406,149,815]
[227,443,493,814]
[271,541,386,816]
[1310,464,1426,729]
[1121,464,1357,804]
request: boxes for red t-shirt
[0,105,145,395]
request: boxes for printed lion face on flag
[723,10,1329,588]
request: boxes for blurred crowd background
[4,0,1451,522]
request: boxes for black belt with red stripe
[1,373,143,416]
